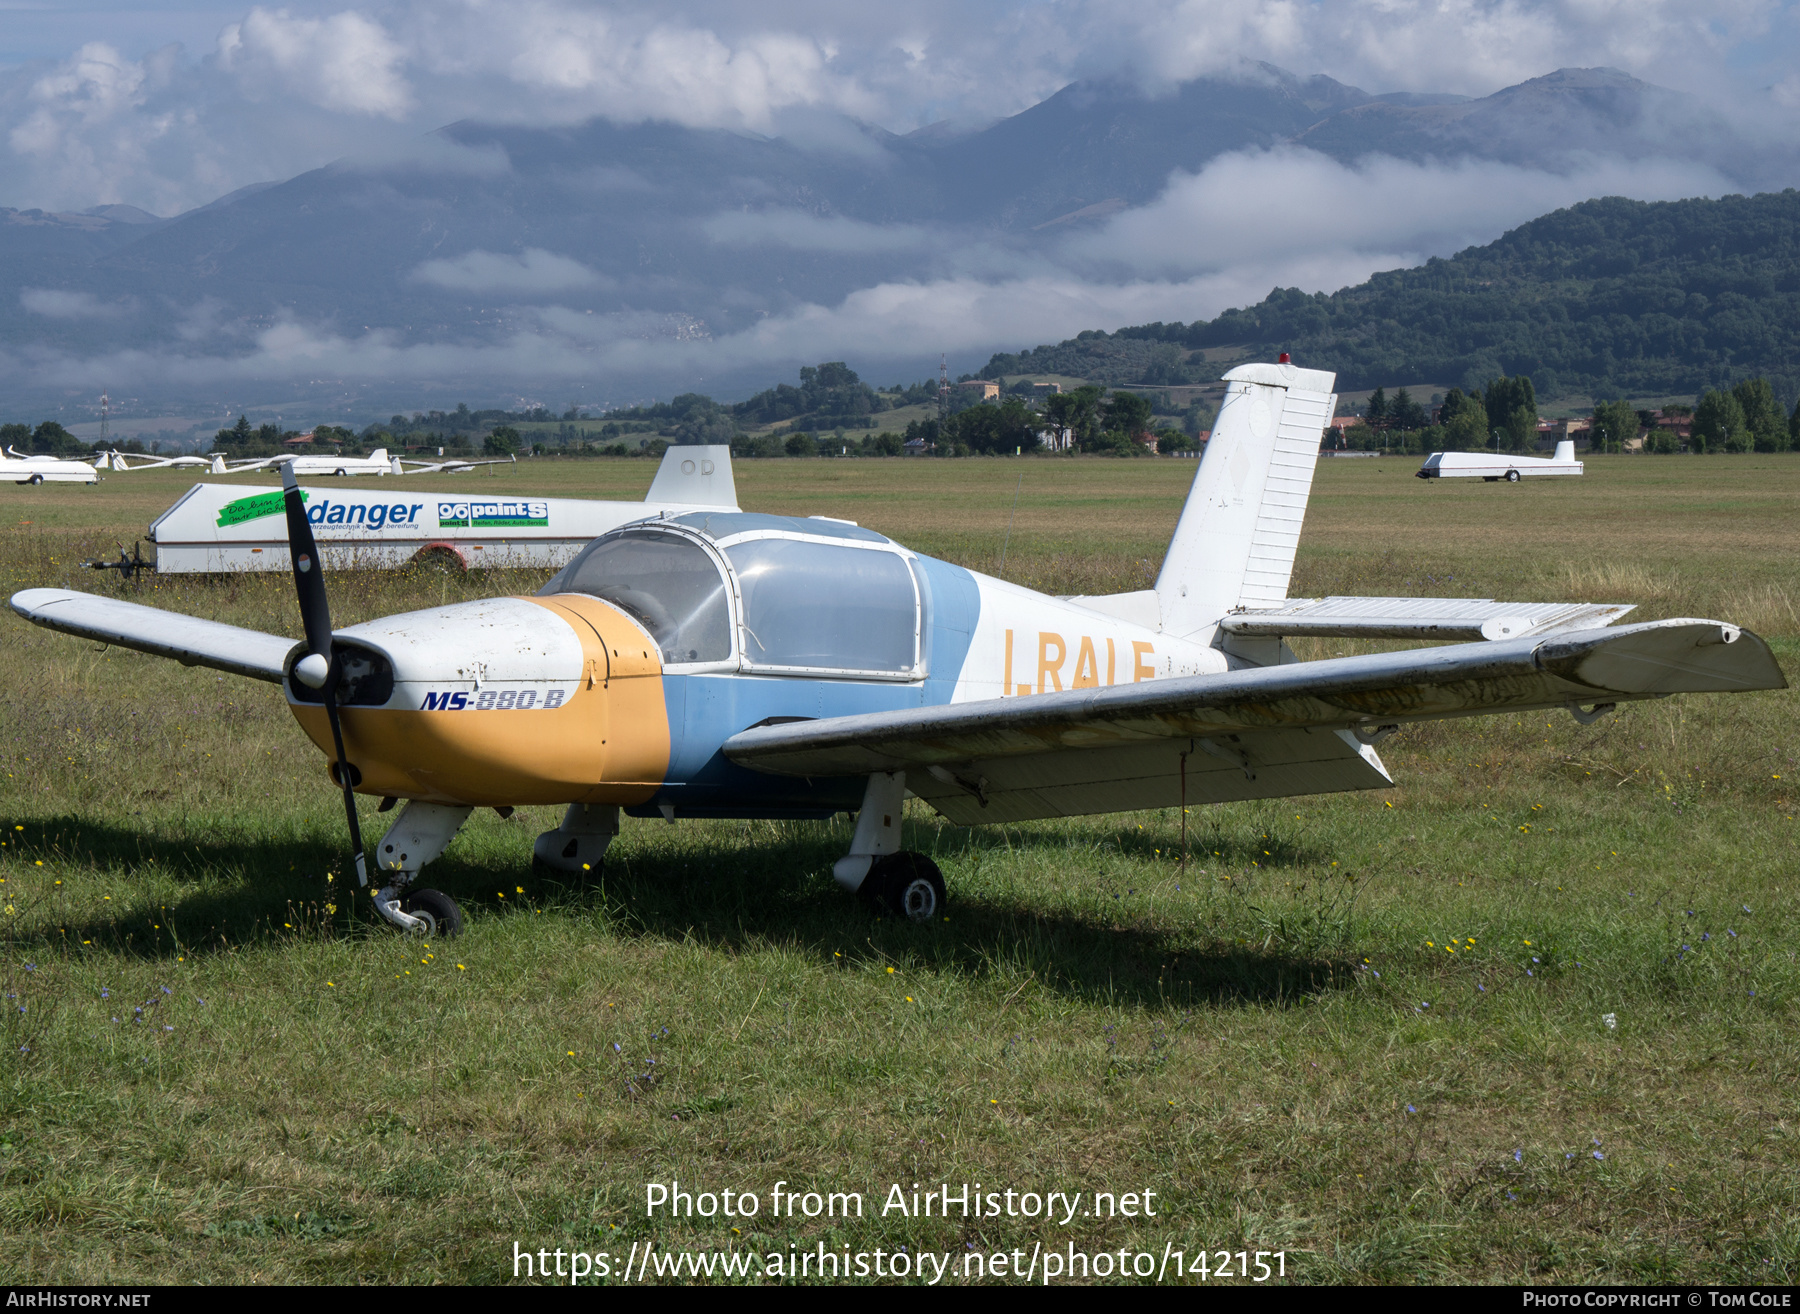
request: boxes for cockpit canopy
[541,514,923,679]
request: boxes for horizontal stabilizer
[1219,596,1634,642]
[724,618,1784,824]
[11,588,297,683]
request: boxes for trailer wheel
[1505,469,1521,482]
[28,474,42,485]
[410,544,466,574]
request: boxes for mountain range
[979,189,1800,404]
[0,63,1785,418]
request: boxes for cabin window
[544,531,731,664]
[726,537,919,675]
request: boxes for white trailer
[1416,440,1583,481]
[146,445,736,572]
[1,451,101,484]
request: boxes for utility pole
[937,353,950,427]
[99,390,109,446]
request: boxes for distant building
[283,431,315,446]
[1031,382,1063,396]
[1536,418,1591,449]
[958,380,1001,401]
[1650,410,1692,439]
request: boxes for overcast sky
[4,1,1799,405]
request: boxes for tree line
[1345,372,1800,455]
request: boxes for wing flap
[724,618,1785,781]
[907,729,1393,824]
[11,588,297,683]
[1218,596,1635,642]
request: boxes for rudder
[1155,361,1337,641]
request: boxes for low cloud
[700,209,931,253]
[1059,146,1733,281]
[0,143,1743,401]
[410,248,607,294]
[21,288,111,319]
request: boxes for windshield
[541,531,731,664]
[726,537,919,674]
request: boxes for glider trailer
[12,364,1785,935]
[1417,440,1583,481]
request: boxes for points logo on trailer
[439,500,550,529]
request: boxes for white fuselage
[951,572,1224,704]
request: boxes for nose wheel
[860,852,947,922]
[398,888,464,938]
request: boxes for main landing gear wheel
[398,887,464,937]
[1505,469,1521,482]
[862,852,947,922]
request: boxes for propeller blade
[281,465,333,661]
[280,465,369,888]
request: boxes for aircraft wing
[724,618,1787,824]
[10,588,297,683]
[399,456,516,473]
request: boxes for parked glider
[106,450,517,476]
[224,448,413,477]
[12,362,1785,937]
[104,451,227,472]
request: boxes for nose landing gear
[371,800,473,936]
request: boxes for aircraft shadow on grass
[13,815,1354,1009]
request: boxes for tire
[398,887,464,938]
[335,468,349,477]
[1505,469,1521,482]
[410,545,466,574]
[28,474,42,485]
[864,852,947,923]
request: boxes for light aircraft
[11,361,1785,937]
[1417,440,1583,481]
[1,449,100,484]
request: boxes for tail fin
[1155,361,1337,641]
[646,444,737,508]
[1553,439,1575,462]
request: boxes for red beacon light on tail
[1278,352,1291,363]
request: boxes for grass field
[0,454,1795,1285]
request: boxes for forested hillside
[980,190,1800,402]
